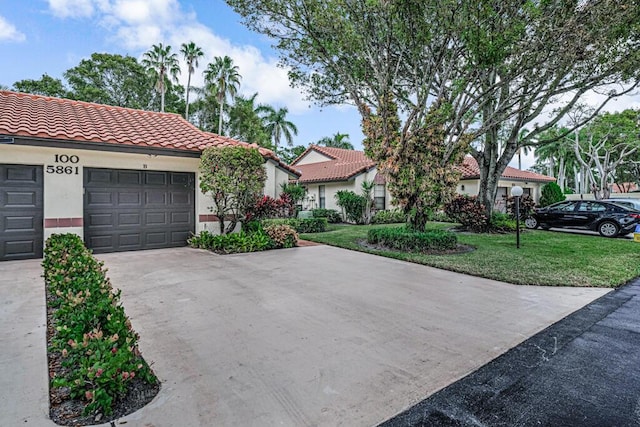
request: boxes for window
[319,185,325,209]
[523,188,531,197]
[498,187,508,200]
[374,184,385,210]
[578,201,606,212]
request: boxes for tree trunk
[185,72,192,120]
[218,102,225,135]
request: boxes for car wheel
[598,221,620,238]
[524,217,539,229]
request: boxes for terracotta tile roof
[201,133,299,176]
[0,90,298,176]
[0,90,210,151]
[457,156,555,182]
[291,145,376,183]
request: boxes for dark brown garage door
[0,164,44,261]
[84,168,195,253]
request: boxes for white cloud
[0,15,26,42]
[47,0,95,18]
[46,0,309,113]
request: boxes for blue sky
[0,0,365,149]
[1,1,639,170]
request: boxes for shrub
[428,210,454,223]
[335,190,368,224]
[489,212,517,232]
[444,195,489,232]
[246,193,296,221]
[263,224,298,248]
[506,195,536,220]
[261,217,328,233]
[280,183,307,211]
[188,230,273,253]
[43,234,157,416]
[311,208,342,223]
[371,209,407,224]
[367,226,457,252]
[539,182,565,207]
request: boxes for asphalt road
[380,277,640,427]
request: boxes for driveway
[1,246,609,426]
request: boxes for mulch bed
[357,239,476,255]
[46,292,160,426]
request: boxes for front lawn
[300,223,640,287]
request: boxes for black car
[524,200,640,237]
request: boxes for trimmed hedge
[371,209,407,224]
[43,234,157,416]
[311,208,342,223]
[262,217,328,233]
[188,230,273,253]
[367,226,457,252]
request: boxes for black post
[515,196,521,249]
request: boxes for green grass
[300,223,640,287]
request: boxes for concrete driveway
[1,245,609,426]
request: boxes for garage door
[84,168,195,253]
[0,164,44,261]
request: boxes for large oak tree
[227,0,640,220]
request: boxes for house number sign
[46,154,80,175]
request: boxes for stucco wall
[458,178,545,206]
[0,142,286,242]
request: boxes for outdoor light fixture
[511,185,524,249]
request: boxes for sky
[0,0,365,151]
[1,0,639,170]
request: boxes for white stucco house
[0,90,299,261]
[291,145,555,213]
[291,145,391,212]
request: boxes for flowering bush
[43,234,157,416]
[246,193,296,221]
[444,195,489,232]
[263,224,299,248]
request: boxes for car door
[539,201,577,226]
[571,201,604,228]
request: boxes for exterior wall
[294,150,333,166]
[565,193,640,201]
[265,160,296,198]
[302,181,358,212]
[457,178,546,212]
[0,142,285,243]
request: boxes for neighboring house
[0,90,298,261]
[456,156,556,212]
[291,147,554,214]
[291,145,391,211]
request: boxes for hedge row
[367,227,458,252]
[43,234,157,416]
[262,217,328,233]
[188,225,299,254]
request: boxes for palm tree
[180,41,204,120]
[142,43,181,112]
[227,93,270,146]
[316,132,354,149]
[259,105,298,150]
[204,56,242,135]
[516,128,532,170]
